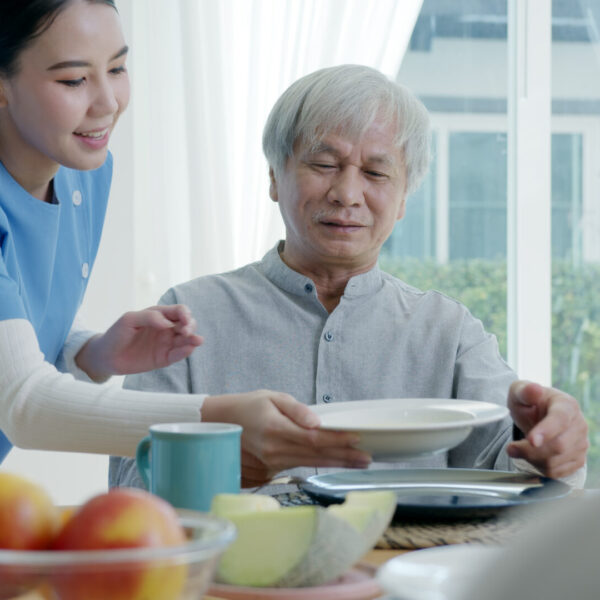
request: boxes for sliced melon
[211,492,280,516]
[328,490,397,549]
[210,490,395,588]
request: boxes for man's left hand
[506,380,589,479]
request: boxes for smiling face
[0,0,130,191]
[270,117,407,276]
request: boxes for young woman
[0,0,366,484]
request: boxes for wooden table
[363,547,409,568]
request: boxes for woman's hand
[75,305,203,382]
[201,391,372,487]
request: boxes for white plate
[376,544,504,600]
[311,399,508,460]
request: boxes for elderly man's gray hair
[262,64,431,195]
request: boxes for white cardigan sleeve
[0,319,206,457]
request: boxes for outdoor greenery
[379,256,600,487]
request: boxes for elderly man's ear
[269,167,279,203]
[396,199,407,221]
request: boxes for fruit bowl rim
[0,509,236,567]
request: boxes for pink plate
[206,564,382,600]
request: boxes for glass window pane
[383,137,437,259]
[551,133,583,261]
[380,0,508,357]
[449,132,507,260]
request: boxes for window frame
[507,0,552,383]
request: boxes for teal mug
[136,422,242,511]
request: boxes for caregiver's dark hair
[0,0,117,77]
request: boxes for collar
[259,241,384,299]
[0,161,62,207]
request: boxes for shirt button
[81,262,89,279]
[304,283,314,293]
[322,394,332,403]
[72,190,82,206]
[324,331,334,342]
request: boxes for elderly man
[111,65,588,490]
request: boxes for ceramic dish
[300,468,572,520]
[311,399,508,459]
[377,544,503,600]
[207,563,381,600]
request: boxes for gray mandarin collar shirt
[110,242,519,489]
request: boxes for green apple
[211,490,395,587]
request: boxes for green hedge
[379,256,600,487]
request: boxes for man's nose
[326,167,364,207]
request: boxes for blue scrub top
[0,432,11,462]
[0,155,112,462]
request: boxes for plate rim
[311,399,508,432]
[299,468,572,517]
[305,467,551,486]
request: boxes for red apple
[0,472,60,598]
[0,472,59,550]
[50,488,187,600]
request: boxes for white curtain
[124,0,423,307]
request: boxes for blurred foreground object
[465,492,600,600]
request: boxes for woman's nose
[90,78,119,117]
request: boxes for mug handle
[136,436,152,489]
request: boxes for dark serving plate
[300,468,572,521]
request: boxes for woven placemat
[378,512,526,549]
[274,490,528,549]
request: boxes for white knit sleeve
[0,319,206,457]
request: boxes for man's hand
[506,380,589,479]
[75,305,203,382]
[201,391,372,487]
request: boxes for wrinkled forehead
[295,109,400,155]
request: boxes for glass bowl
[0,509,235,600]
